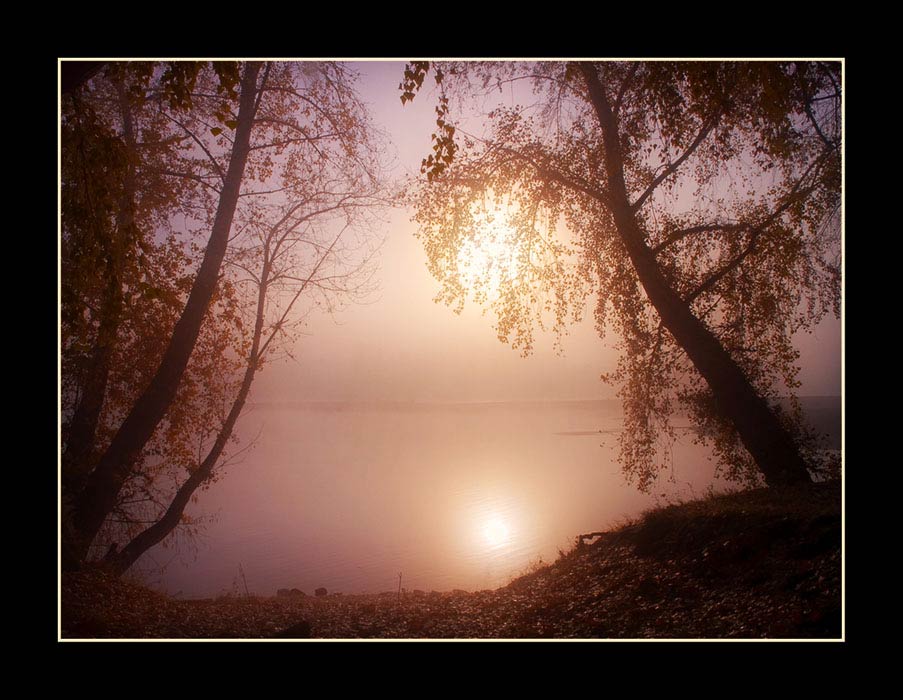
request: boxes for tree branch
[225,259,262,285]
[652,223,744,256]
[803,93,835,151]
[631,110,722,213]
[685,236,760,306]
[238,185,290,198]
[684,183,818,304]
[253,62,271,115]
[151,168,222,194]
[256,226,348,362]
[161,112,226,184]
[613,64,640,115]
[492,143,611,208]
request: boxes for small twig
[239,562,250,598]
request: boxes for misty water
[138,398,841,599]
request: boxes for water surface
[138,398,840,598]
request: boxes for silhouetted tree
[104,140,384,574]
[404,61,841,490]
[61,61,387,570]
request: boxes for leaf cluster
[406,61,841,490]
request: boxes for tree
[62,60,260,568]
[102,134,384,575]
[61,61,387,570]
[61,62,240,494]
[62,62,242,564]
[404,61,841,491]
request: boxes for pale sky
[252,61,842,404]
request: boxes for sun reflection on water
[480,514,512,548]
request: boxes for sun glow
[481,514,512,548]
[456,212,523,297]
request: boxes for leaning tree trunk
[103,352,258,575]
[578,64,812,488]
[63,62,264,569]
[107,221,347,575]
[104,260,271,575]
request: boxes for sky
[251,60,842,404]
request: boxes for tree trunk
[62,288,118,489]
[108,220,346,575]
[105,356,257,574]
[578,64,812,488]
[64,62,264,567]
[63,79,137,493]
[107,262,271,575]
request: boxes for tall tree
[62,61,263,567]
[61,62,221,494]
[62,61,387,569]
[404,61,841,490]
[104,183,382,573]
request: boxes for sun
[456,210,523,297]
[481,515,512,548]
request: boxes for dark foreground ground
[61,481,841,640]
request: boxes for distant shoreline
[247,396,841,410]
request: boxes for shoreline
[61,480,841,640]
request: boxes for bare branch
[256,226,349,361]
[803,94,835,151]
[160,111,226,184]
[150,167,222,194]
[252,117,341,142]
[260,84,350,142]
[225,259,262,285]
[238,185,290,198]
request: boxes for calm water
[137,398,840,599]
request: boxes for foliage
[61,61,388,566]
[400,62,458,182]
[404,61,841,490]
[61,63,247,555]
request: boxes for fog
[251,61,842,406]
[62,60,843,607]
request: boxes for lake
[136,398,841,599]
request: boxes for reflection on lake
[137,399,840,599]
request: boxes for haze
[253,61,841,405]
[61,60,843,612]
